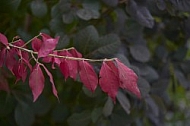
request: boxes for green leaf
[49,18,64,33]
[138,65,159,83]
[73,25,99,55]
[130,45,150,62]
[0,93,15,117]
[126,1,154,28]
[91,107,102,123]
[156,0,166,10]
[137,77,150,98]
[91,34,121,58]
[62,12,75,24]
[115,53,130,67]
[15,103,35,126]
[174,69,190,89]
[169,0,190,12]
[30,0,47,18]
[52,103,69,123]
[82,85,100,98]
[102,97,114,117]
[31,95,51,116]
[102,0,118,7]
[82,0,100,10]
[56,32,70,49]
[67,110,91,126]
[76,9,93,21]
[116,91,131,114]
[0,0,21,12]
[145,95,159,117]
[51,4,62,18]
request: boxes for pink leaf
[12,61,27,83]
[115,59,141,98]
[0,33,8,46]
[6,49,17,72]
[60,50,78,80]
[60,60,69,80]
[67,59,78,80]
[0,48,6,67]
[99,61,120,102]
[41,64,59,100]
[29,64,45,102]
[38,33,60,58]
[12,62,21,82]
[32,38,42,52]
[13,39,30,65]
[69,48,82,58]
[42,51,61,69]
[59,50,78,80]
[42,56,52,63]
[79,60,98,92]
[22,57,32,71]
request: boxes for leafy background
[1,0,190,126]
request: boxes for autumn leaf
[41,64,59,100]
[42,51,61,69]
[29,63,45,102]
[12,61,27,83]
[115,59,141,98]
[99,61,120,102]
[60,60,70,80]
[59,50,79,80]
[31,38,42,52]
[69,48,82,58]
[12,40,31,70]
[38,33,59,58]
[0,33,9,46]
[0,48,6,67]
[5,49,17,72]
[79,60,98,92]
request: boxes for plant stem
[21,34,41,47]
[8,43,116,62]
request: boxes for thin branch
[21,34,41,47]
[8,43,116,62]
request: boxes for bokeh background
[1,0,190,126]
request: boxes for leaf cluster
[1,0,190,126]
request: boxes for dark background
[1,0,190,126]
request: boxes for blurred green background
[1,0,190,126]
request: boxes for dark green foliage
[1,0,190,126]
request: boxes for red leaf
[69,48,82,58]
[38,33,60,58]
[13,39,27,58]
[29,64,45,102]
[67,59,78,80]
[42,51,61,69]
[79,60,98,92]
[99,61,120,102]
[42,56,52,63]
[105,60,119,76]
[59,50,78,80]
[0,48,6,67]
[22,58,32,71]
[12,62,20,82]
[60,60,69,80]
[0,33,8,46]
[6,49,17,72]
[115,59,141,98]
[12,61,27,83]
[32,38,42,52]
[41,64,59,100]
